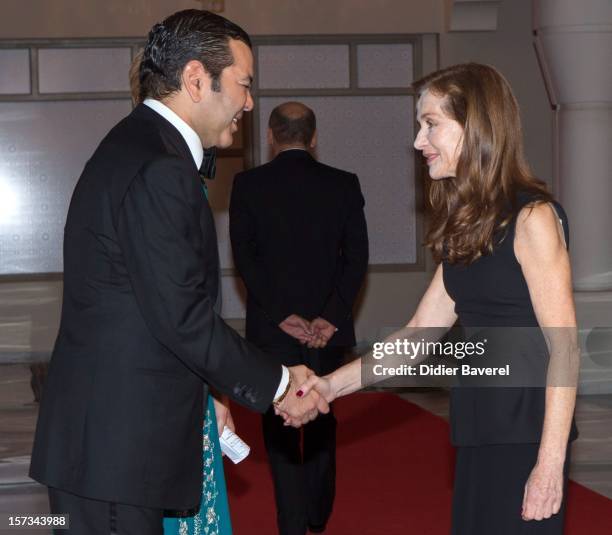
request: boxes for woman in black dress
[291,63,579,534]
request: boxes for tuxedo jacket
[29,104,280,510]
[229,149,369,359]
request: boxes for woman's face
[414,90,464,180]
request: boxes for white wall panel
[0,100,132,275]
[357,44,414,88]
[38,48,131,93]
[0,50,30,94]
[259,95,416,265]
[258,45,350,89]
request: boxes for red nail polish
[296,390,303,397]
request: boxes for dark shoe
[308,524,326,533]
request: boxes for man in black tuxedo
[29,11,325,534]
[230,102,369,535]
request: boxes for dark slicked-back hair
[269,102,317,146]
[139,9,251,102]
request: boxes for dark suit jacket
[229,149,368,359]
[29,104,281,509]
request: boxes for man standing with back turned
[230,102,369,535]
[29,11,326,534]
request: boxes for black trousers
[48,487,164,535]
[261,345,343,535]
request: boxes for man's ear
[181,60,211,102]
[267,128,274,146]
[309,130,318,150]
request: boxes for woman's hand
[212,395,235,436]
[297,374,337,405]
[522,461,564,521]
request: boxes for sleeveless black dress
[442,193,577,534]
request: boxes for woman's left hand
[522,461,564,521]
[213,395,235,436]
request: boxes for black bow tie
[199,146,217,180]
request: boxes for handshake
[279,314,337,348]
[274,364,336,428]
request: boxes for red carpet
[225,392,612,534]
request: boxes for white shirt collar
[279,147,308,153]
[143,98,204,170]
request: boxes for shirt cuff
[273,365,290,402]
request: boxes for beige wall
[440,0,553,187]
[1,0,445,39]
[0,0,555,352]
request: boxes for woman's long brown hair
[414,63,551,264]
[129,49,144,105]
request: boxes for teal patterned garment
[163,396,233,535]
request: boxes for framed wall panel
[252,35,427,272]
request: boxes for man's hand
[307,317,337,349]
[212,395,235,436]
[279,314,314,344]
[521,461,564,521]
[275,365,329,427]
